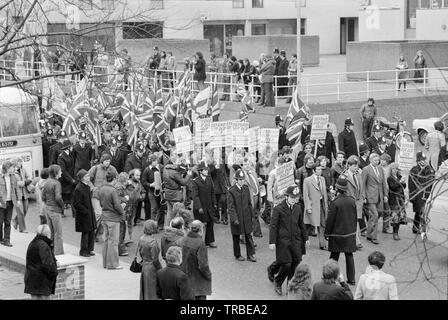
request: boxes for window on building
[151,0,164,9]
[251,24,266,35]
[407,0,418,28]
[101,0,115,10]
[233,0,244,8]
[300,18,306,35]
[122,22,163,39]
[252,0,263,8]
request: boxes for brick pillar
[51,254,88,300]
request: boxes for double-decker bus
[0,87,43,178]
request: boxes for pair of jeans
[330,252,355,283]
[366,203,380,240]
[165,201,180,227]
[262,82,275,107]
[148,191,162,227]
[13,198,28,232]
[118,221,128,255]
[102,220,120,269]
[46,206,64,255]
[232,233,255,258]
[92,198,104,241]
[362,118,374,141]
[286,76,297,103]
[80,231,94,255]
[0,201,14,243]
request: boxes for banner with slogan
[276,161,296,196]
[173,126,194,154]
[194,118,212,144]
[232,122,249,148]
[210,121,227,149]
[247,126,260,154]
[225,120,239,147]
[259,128,279,160]
[398,141,415,172]
[310,114,329,141]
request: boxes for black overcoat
[227,184,254,235]
[24,235,58,296]
[73,182,97,232]
[338,129,358,158]
[269,200,308,264]
[191,176,216,223]
[325,194,357,253]
[73,143,94,175]
[57,151,76,195]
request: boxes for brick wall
[51,265,85,300]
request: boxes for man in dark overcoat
[325,177,358,285]
[209,161,229,224]
[42,128,57,168]
[409,152,434,233]
[49,130,68,165]
[102,138,127,176]
[191,161,217,248]
[57,140,76,213]
[269,185,309,296]
[73,169,97,257]
[227,169,256,262]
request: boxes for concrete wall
[347,41,448,80]
[359,8,405,42]
[116,38,210,67]
[232,35,320,66]
[416,9,448,40]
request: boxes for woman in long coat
[57,140,76,208]
[24,224,58,299]
[139,220,162,300]
[73,169,97,257]
[425,120,446,171]
[325,178,357,285]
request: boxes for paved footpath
[0,202,447,300]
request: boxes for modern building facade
[29,0,362,55]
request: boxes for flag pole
[296,0,302,96]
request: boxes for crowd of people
[1,83,443,300]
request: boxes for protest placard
[310,114,329,141]
[225,120,238,147]
[276,161,295,195]
[247,126,259,154]
[173,126,194,154]
[398,141,415,172]
[194,118,212,144]
[232,122,249,148]
[259,128,279,157]
[210,121,227,148]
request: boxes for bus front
[0,87,43,178]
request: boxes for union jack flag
[153,113,169,138]
[285,88,311,149]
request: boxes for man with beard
[57,140,76,216]
[191,162,217,248]
[142,154,164,230]
[87,153,118,242]
[269,185,309,296]
[72,132,94,176]
[409,152,434,234]
[227,169,256,262]
[125,143,150,223]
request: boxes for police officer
[366,124,383,153]
[49,130,68,165]
[269,185,309,296]
[72,132,94,176]
[338,118,358,158]
[42,128,56,168]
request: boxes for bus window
[0,105,39,138]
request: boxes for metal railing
[1,59,448,105]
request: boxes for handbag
[129,245,142,273]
